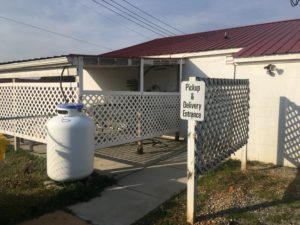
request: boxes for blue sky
[0,0,299,62]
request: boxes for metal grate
[95,138,186,167]
[0,83,78,143]
[195,78,250,175]
[82,91,180,149]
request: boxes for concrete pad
[67,141,187,225]
[119,164,186,199]
[69,149,188,225]
[93,140,186,179]
[93,157,138,179]
[157,151,187,171]
[94,157,132,171]
[69,185,162,225]
[95,139,186,167]
[29,143,46,154]
[18,210,90,225]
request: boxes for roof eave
[233,53,300,64]
[0,56,72,72]
[143,48,243,59]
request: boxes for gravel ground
[195,163,300,225]
[134,160,300,225]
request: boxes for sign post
[180,76,205,224]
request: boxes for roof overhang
[0,54,184,72]
[81,57,184,68]
[143,48,243,59]
[0,54,184,79]
[0,56,72,72]
[233,53,300,64]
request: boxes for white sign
[180,79,205,121]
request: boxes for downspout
[234,61,248,171]
[233,63,237,79]
[72,56,84,103]
[137,58,144,154]
[175,58,183,141]
[139,58,144,93]
[179,58,183,91]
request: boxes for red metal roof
[100,18,300,58]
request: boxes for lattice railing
[82,91,180,148]
[195,78,250,175]
[0,84,180,147]
[0,83,78,143]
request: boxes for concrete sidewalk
[69,150,187,225]
[69,149,186,225]
[19,139,187,225]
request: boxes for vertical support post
[179,58,183,92]
[137,58,144,153]
[29,141,34,152]
[140,58,144,93]
[13,136,20,151]
[76,56,84,103]
[187,119,196,224]
[175,131,180,141]
[186,76,198,224]
[241,145,247,171]
[137,112,143,154]
[12,78,20,151]
[176,58,183,141]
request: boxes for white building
[0,18,299,167]
[99,18,300,168]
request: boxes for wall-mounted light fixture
[264,64,277,76]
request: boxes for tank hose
[60,66,68,103]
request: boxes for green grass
[0,146,115,225]
[134,160,300,225]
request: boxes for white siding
[83,67,138,91]
[180,55,235,138]
[236,61,300,167]
[83,66,179,92]
[184,54,300,168]
[183,55,234,80]
[144,66,178,92]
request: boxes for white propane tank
[46,103,95,182]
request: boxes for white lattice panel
[0,85,15,136]
[82,91,180,148]
[140,93,180,138]
[0,86,180,147]
[0,83,78,143]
